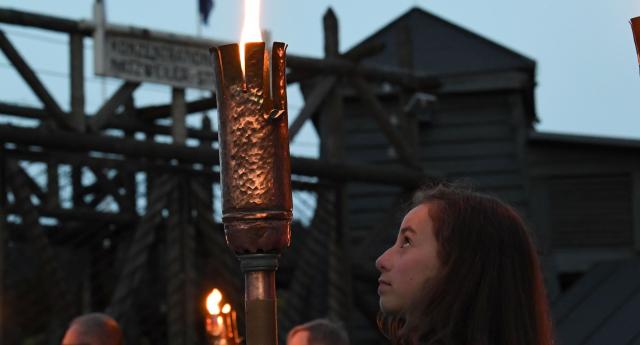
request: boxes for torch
[631,16,640,74]
[206,288,242,345]
[209,0,292,344]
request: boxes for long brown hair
[378,185,554,345]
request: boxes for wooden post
[320,8,343,161]
[70,32,86,132]
[45,159,60,211]
[200,114,214,205]
[72,164,83,209]
[396,23,419,164]
[122,96,138,214]
[320,7,352,328]
[171,88,187,145]
[167,87,195,345]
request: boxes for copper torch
[210,40,291,345]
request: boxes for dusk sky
[1,0,639,156]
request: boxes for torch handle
[245,298,277,345]
[243,259,278,345]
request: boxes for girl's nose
[376,248,391,272]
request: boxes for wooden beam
[5,143,322,192]
[12,162,47,204]
[0,30,76,131]
[288,76,337,142]
[0,101,219,140]
[4,222,113,246]
[287,55,440,90]
[0,125,436,187]
[0,102,44,119]
[0,8,87,35]
[45,158,60,210]
[84,167,128,210]
[322,7,352,326]
[171,88,187,144]
[88,81,140,132]
[4,145,217,180]
[320,8,343,161]
[108,115,219,141]
[324,8,340,57]
[395,23,420,164]
[136,96,217,122]
[351,76,421,169]
[6,204,137,225]
[0,8,442,91]
[286,41,384,84]
[69,32,85,131]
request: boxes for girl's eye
[400,237,411,248]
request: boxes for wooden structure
[2,5,640,345]
[0,6,435,345]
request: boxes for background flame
[239,0,263,75]
[222,303,231,314]
[206,288,223,315]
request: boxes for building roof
[552,258,640,345]
[529,131,640,151]
[346,7,536,76]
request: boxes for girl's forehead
[400,204,434,235]
[402,204,431,223]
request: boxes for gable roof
[529,131,640,152]
[346,7,536,76]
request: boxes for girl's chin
[379,299,402,315]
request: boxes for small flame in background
[206,288,223,315]
[240,0,264,75]
[222,303,231,314]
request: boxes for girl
[376,185,554,345]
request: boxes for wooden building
[328,7,640,345]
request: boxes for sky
[1,0,640,150]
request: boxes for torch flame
[240,0,263,75]
[206,288,223,315]
[222,303,231,314]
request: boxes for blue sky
[1,0,640,148]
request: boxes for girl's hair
[378,184,554,345]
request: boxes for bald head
[61,313,124,345]
[287,319,349,345]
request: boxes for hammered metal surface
[211,42,292,254]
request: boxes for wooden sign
[93,0,224,90]
[97,33,215,90]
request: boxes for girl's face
[375,203,441,315]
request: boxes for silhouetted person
[287,318,349,345]
[61,313,124,345]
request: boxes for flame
[239,0,263,75]
[206,288,223,315]
[222,303,231,314]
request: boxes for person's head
[61,313,124,345]
[287,318,349,345]
[375,184,553,345]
